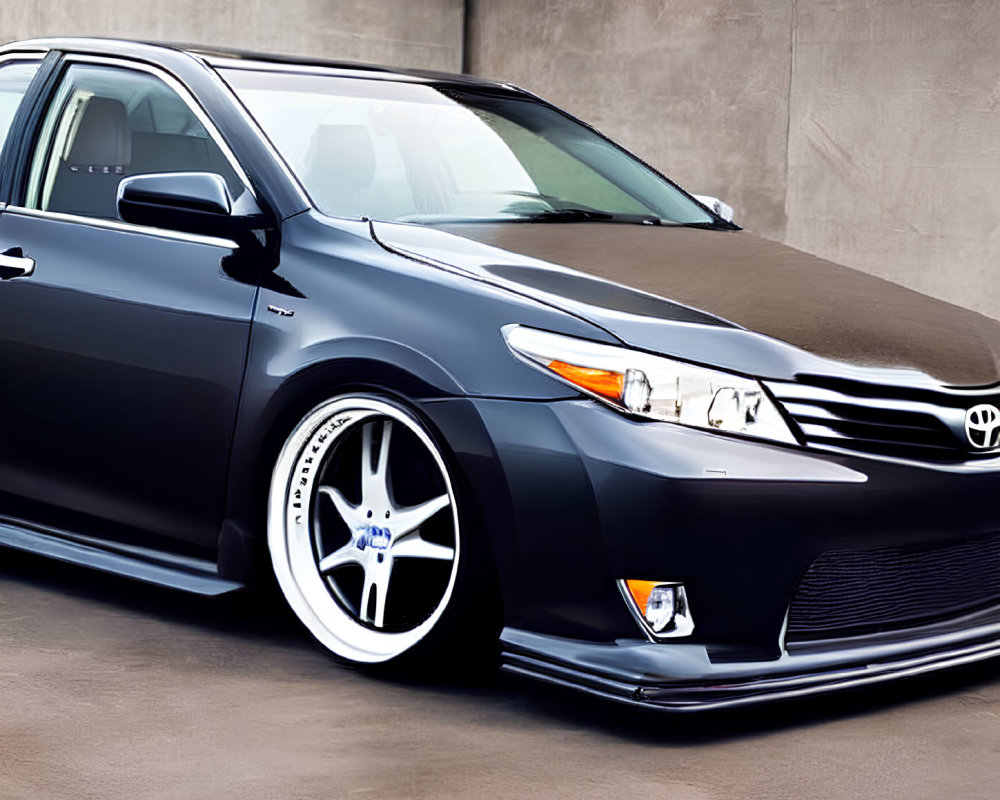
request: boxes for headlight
[503,325,798,445]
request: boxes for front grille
[766,376,1000,462]
[787,532,1000,641]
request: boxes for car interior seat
[46,96,131,220]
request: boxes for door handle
[0,247,35,280]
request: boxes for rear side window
[0,60,40,165]
[26,63,243,221]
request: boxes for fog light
[645,585,676,632]
[619,579,695,640]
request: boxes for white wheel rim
[268,397,460,663]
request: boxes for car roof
[0,36,513,90]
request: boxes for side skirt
[0,519,244,596]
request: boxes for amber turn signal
[624,579,660,615]
[547,360,624,400]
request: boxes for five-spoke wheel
[268,396,462,664]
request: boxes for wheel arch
[219,346,492,586]
[220,352,507,663]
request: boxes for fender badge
[267,305,295,317]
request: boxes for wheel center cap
[356,525,392,551]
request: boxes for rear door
[0,56,261,550]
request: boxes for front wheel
[268,395,471,665]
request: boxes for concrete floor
[3,550,1000,800]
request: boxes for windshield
[222,68,715,226]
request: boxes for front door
[0,59,260,550]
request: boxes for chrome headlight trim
[503,324,797,445]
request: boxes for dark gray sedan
[3,37,1000,711]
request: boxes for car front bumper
[424,396,1000,709]
[499,612,1000,711]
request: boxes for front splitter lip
[499,621,1000,712]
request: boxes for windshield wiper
[514,208,663,225]
[670,220,737,230]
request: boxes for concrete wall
[0,1,464,71]
[784,1,1000,318]
[466,1,794,242]
[467,0,1000,320]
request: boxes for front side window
[27,63,243,220]
[223,69,714,226]
[0,60,40,167]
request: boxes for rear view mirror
[117,172,262,239]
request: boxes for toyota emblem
[965,404,1000,449]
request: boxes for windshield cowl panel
[221,68,715,227]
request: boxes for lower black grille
[787,532,1000,641]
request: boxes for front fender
[218,211,610,580]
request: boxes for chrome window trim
[0,51,47,64]
[208,56,426,83]
[25,53,258,213]
[4,204,237,249]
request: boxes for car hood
[371,221,1000,387]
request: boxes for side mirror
[117,172,262,239]
[692,194,735,224]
